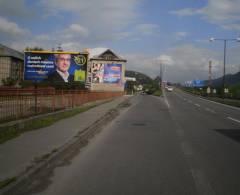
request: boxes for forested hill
[125,70,154,85]
[211,71,240,87]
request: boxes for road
[23,89,240,195]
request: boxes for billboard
[192,80,205,87]
[24,51,88,84]
[92,63,104,83]
[103,64,122,83]
[92,63,122,84]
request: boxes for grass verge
[0,177,17,189]
[181,88,240,108]
[205,97,240,108]
[0,100,110,145]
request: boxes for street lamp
[209,37,240,99]
[159,63,166,88]
[159,63,163,88]
[156,59,163,88]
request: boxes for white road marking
[176,129,184,138]
[227,117,240,123]
[164,97,170,108]
[174,92,185,101]
[181,142,193,155]
[163,90,170,108]
[195,104,200,107]
[199,97,240,111]
[190,169,216,195]
[172,105,215,194]
[205,108,216,114]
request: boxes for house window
[11,60,18,79]
[103,54,113,60]
[0,57,11,82]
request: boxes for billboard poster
[24,51,88,84]
[103,64,122,84]
[91,63,122,84]
[92,63,104,83]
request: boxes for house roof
[88,48,109,59]
[88,47,126,62]
[0,43,24,60]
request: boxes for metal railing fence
[0,88,123,123]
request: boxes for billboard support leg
[34,81,37,115]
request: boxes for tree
[25,46,44,51]
[125,80,136,94]
[230,83,240,99]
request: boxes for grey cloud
[56,24,89,42]
[123,44,225,83]
[170,0,240,30]
[175,32,188,40]
[38,0,143,45]
[221,23,240,30]
[170,8,200,16]
[0,16,30,37]
[201,0,240,21]
[124,53,158,78]
[0,0,35,18]
[0,0,154,50]
[41,0,140,30]
[135,24,161,36]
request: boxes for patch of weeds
[51,148,58,153]
[33,153,51,163]
[153,90,162,97]
[25,164,34,172]
[119,102,130,108]
[0,177,17,189]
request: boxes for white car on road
[165,86,174,92]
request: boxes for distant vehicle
[165,86,174,92]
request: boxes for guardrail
[0,88,123,123]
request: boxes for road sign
[207,87,211,94]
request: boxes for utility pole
[159,63,163,88]
[209,37,240,99]
[208,60,212,87]
[57,43,63,52]
[222,40,226,99]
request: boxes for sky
[0,0,240,83]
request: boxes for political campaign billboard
[91,63,122,84]
[103,64,122,84]
[24,51,88,84]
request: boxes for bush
[2,77,18,86]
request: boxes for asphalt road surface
[32,89,240,195]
